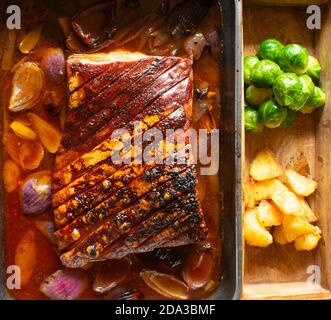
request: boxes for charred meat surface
[52,51,207,268]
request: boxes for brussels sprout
[245,85,273,107]
[306,56,321,83]
[245,106,263,133]
[257,39,283,62]
[250,59,282,88]
[288,75,315,111]
[273,73,303,106]
[277,44,309,75]
[281,109,297,128]
[244,56,260,85]
[258,99,287,128]
[300,86,326,114]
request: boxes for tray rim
[0,0,243,301]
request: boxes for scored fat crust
[52,51,207,268]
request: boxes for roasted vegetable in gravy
[1,0,221,300]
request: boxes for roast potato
[244,208,273,248]
[257,200,282,227]
[273,225,290,245]
[285,169,317,197]
[250,148,283,181]
[294,233,321,251]
[282,215,321,242]
[244,179,255,209]
[251,179,277,202]
[271,188,305,217]
[297,196,318,223]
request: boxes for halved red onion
[20,171,51,215]
[40,269,88,300]
[41,48,65,85]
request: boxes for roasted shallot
[9,62,45,112]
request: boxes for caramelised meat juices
[52,51,207,268]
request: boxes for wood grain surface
[242,3,331,299]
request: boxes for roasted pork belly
[52,51,207,268]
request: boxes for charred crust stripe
[66,58,155,125]
[52,101,188,205]
[60,59,191,154]
[101,193,200,258]
[55,159,191,228]
[52,76,192,192]
[52,107,188,214]
[56,166,196,254]
[63,57,178,147]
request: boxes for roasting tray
[0,0,243,300]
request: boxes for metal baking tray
[0,0,243,300]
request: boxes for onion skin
[20,171,51,215]
[40,269,88,300]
